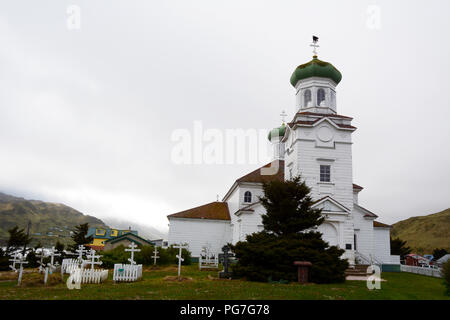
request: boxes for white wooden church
[168,41,400,266]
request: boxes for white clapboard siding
[168,218,231,257]
[113,264,143,282]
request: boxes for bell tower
[281,37,357,262]
[290,37,342,115]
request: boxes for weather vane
[310,35,319,56]
[280,110,287,124]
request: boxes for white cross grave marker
[125,242,140,265]
[76,244,88,261]
[44,247,61,284]
[173,244,189,278]
[152,246,159,265]
[36,249,46,274]
[85,249,102,270]
[9,253,28,286]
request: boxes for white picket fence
[400,265,442,278]
[199,255,219,269]
[113,264,143,282]
[62,258,84,274]
[70,268,109,284]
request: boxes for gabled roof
[373,221,391,228]
[104,232,154,245]
[236,160,285,184]
[311,196,351,213]
[353,183,364,191]
[354,203,378,218]
[287,117,357,130]
[167,201,231,221]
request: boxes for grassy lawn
[0,265,448,300]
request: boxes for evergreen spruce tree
[231,176,348,283]
[6,226,32,255]
[69,223,93,252]
[55,241,66,263]
[0,247,9,271]
[390,237,411,259]
[432,248,448,261]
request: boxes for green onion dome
[268,123,286,141]
[290,55,342,87]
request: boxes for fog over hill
[100,217,167,240]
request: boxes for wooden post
[293,261,312,284]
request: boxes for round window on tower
[304,89,312,107]
[317,88,326,106]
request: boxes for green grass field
[0,265,448,300]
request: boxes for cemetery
[0,241,448,300]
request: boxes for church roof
[236,160,285,184]
[353,183,364,190]
[354,203,378,218]
[373,221,391,228]
[167,201,231,221]
[290,56,342,87]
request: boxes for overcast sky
[1,0,449,232]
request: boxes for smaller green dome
[290,56,342,87]
[268,123,286,141]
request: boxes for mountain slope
[0,192,107,246]
[391,208,450,253]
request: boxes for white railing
[400,265,442,278]
[355,251,383,266]
[113,264,143,282]
[69,268,109,284]
[62,258,84,274]
[199,255,219,269]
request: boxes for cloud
[0,0,449,232]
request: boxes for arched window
[317,88,326,106]
[330,91,336,107]
[304,89,312,107]
[244,191,252,203]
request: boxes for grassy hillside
[0,192,107,247]
[391,208,450,254]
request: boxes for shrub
[442,260,450,296]
[101,244,192,268]
[0,248,9,271]
[100,245,130,269]
[135,245,191,266]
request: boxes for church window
[320,165,331,182]
[317,88,326,106]
[304,89,312,107]
[244,191,252,203]
[330,91,336,107]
